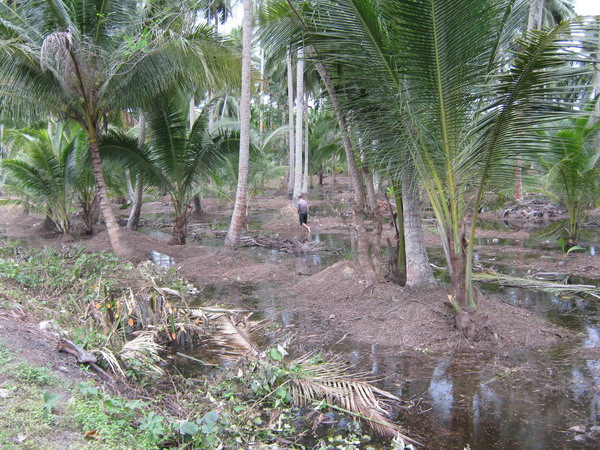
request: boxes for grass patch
[0,343,87,449]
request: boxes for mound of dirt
[0,200,582,359]
[286,261,572,354]
[262,205,300,232]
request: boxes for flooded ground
[163,221,600,449]
[2,199,600,448]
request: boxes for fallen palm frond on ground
[129,276,416,442]
[287,354,419,445]
[474,271,600,299]
[239,235,333,255]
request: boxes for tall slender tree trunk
[332,153,336,184]
[302,90,309,194]
[514,0,546,201]
[293,47,305,199]
[259,49,265,144]
[89,136,124,256]
[528,0,545,31]
[360,139,383,280]
[224,0,252,249]
[402,174,435,287]
[593,33,600,120]
[308,46,377,284]
[363,164,383,280]
[287,49,295,198]
[127,113,145,230]
[189,96,204,215]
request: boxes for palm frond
[93,347,126,378]
[474,271,600,299]
[288,354,414,442]
[207,315,262,361]
[119,330,165,376]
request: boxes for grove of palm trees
[1,0,600,448]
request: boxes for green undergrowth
[0,244,405,449]
[0,344,87,449]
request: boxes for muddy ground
[2,181,600,447]
[2,185,596,358]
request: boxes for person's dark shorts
[299,212,308,225]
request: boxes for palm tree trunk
[402,174,435,287]
[259,49,265,143]
[293,47,305,199]
[224,0,252,249]
[332,153,336,184]
[302,90,309,194]
[89,138,125,256]
[127,113,146,230]
[514,0,546,201]
[190,97,204,216]
[170,201,188,245]
[287,48,295,199]
[363,164,383,280]
[528,0,545,30]
[307,46,377,284]
[127,179,143,230]
[82,193,100,234]
[391,183,406,283]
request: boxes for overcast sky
[575,0,600,15]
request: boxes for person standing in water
[297,195,310,233]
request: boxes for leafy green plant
[139,411,166,439]
[42,392,60,421]
[0,122,85,234]
[70,383,161,448]
[14,363,57,386]
[558,237,586,258]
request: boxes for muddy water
[159,229,600,449]
[6,205,598,447]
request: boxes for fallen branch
[57,339,114,382]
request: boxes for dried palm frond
[201,314,262,362]
[474,271,600,299]
[148,276,187,302]
[186,306,251,323]
[119,331,164,376]
[93,347,125,378]
[40,30,73,72]
[287,355,417,443]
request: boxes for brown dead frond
[40,30,73,72]
[288,355,417,444]
[93,347,126,378]
[119,331,164,376]
[207,315,262,362]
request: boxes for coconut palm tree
[224,0,253,250]
[201,0,234,33]
[260,0,599,332]
[0,0,237,256]
[535,100,600,247]
[207,120,289,208]
[0,122,84,234]
[515,0,577,200]
[101,99,228,245]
